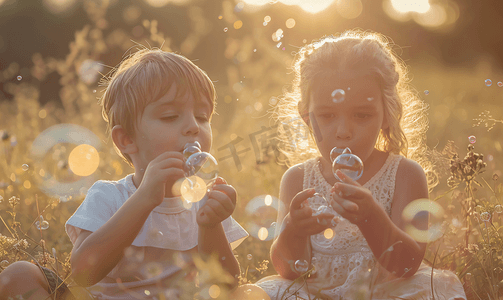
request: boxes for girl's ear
[112,125,138,154]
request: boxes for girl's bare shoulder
[279,162,306,204]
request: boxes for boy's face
[132,84,213,170]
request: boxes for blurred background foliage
[1,0,503,299]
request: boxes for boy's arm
[198,223,240,282]
[197,180,240,286]
[70,187,158,287]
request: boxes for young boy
[0,49,248,300]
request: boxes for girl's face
[307,74,387,165]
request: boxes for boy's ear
[111,125,138,154]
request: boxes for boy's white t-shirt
[65,174,248,299]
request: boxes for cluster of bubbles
[401,198,444,243]
[244,194,282,241]
[330,147,364,182]
[485,79,503,87]
[477,205,503,223]
[180,142,218,205]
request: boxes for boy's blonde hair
[99,48,216,167]
[275,30,437,189]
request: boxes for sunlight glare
[413,3,447,28]
[242,0,335,13]
[68,144,100,177]
[391,0,430,13]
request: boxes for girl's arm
[70,186,159,287]
[363,158,428,277]
[270,165,334,280]
[332,158,427,278]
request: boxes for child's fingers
[335,170,362,187]
[207,190,235,213]
[212,184,237,206]
[290,206,314,220]
[290,188,316,210]
[200,201,227,222]
[331,191,359,212]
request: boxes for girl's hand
[197,177,237,228]
[286,188,335,238]
[330,170,379,225]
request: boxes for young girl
[256,31,466,299]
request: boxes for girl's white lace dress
[256,154,466,300]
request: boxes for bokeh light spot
[209,285,221,299]
[68,144,100,177]
[234,20,243,29]
[180,176,207,203]
[324,228,334,239]
[258,227,268,240]
[285,18,295,28]
[336,0,363,19]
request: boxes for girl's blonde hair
[275,30,437,190]
[99,48,216,167]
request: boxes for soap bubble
[294,260,309,273]
[180,176,207,203]
[480,212,491,222]
[311,193,330,216]
[22,164,29,171]
[468,135,476,144]
[330,147,345,162]
[185,152,218,185]
[247,254,253,260]
[331,89,345,103]
[485,79,492,87]
[79,59,104,85]
[0,260,9,268]
[30,124,101,198]
[244,195,282,241]
[17,76,22,81]
[36,216,50,230]
[183,142,201,160]
[402,198,444,243]
[223,27,228,32]
[332,147,364,181]
[498,81,503,87]
[494,205,503,214]
[424,90,429,95]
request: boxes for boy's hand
[330,170,379,225]
[285,188,335,238]
[197,177,237,228]
[138,151,185,207]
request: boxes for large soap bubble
[402,198,444,243]
[181,143,219,204]
[30,124,101,199]
[244,194,283,241]
[331,147,364,182]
